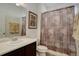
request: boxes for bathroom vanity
[3,42,36,56]
[0,37,36,56]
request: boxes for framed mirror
[0,3,26,38]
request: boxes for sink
[3,38,22,46]
[11,38,18,41]
[0,37,29,46]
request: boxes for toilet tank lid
[37,45,48,50]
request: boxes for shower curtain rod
[42,5,74,14]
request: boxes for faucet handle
[12,38,18,41]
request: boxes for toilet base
[37,52,46,56]
[37,45,48,56]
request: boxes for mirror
[0,3,26,38]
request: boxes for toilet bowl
[37,45,48,56]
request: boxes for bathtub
[46,49,68,56]
[37,41,68,56]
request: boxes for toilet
[37,45,48,56]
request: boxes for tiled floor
[36,52,55,56]
[46,53,55,56]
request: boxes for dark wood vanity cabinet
[25,42,36,56]
[3,42,36,56]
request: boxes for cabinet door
[25,42,36,56]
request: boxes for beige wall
[22,4,39,39]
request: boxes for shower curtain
[40,6,76,55]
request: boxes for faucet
[12,37,18,41]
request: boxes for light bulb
[16,3,20,6]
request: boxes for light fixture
[16,3,20,6]
[16,3,24,6]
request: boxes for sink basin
[11,38,18,41]
[0,37,31,46]
[2,39,23,46]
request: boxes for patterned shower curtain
[40,6,76,55]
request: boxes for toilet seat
[37,45,48,52]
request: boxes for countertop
[0,36,37,55]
